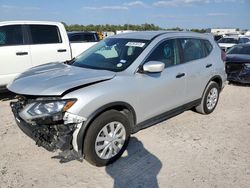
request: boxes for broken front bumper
[226,63,250,83]
[10,99,86,161]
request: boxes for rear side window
[0,25,23,46]
[203,40,213,56]
[69,33,98,42]
[179,38,205,63]
[29,25,62,44]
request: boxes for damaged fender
[63,112,86,152]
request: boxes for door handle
[176,73,185,78]
[206,64,212,68]
[16,52,28,56]
[57,49,67,52]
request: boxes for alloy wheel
[206,87,218,110]
[95,121,126,160]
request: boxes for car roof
[110,31,174,40]
[110,31,212,40]
[0,20,62,25]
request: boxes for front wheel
[83,110,130,166]
[195,81,220,114]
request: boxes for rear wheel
[195,81,220,114]
[83,110,130,166]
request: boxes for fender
[76,101,136,156]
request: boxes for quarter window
[179,38,204,63]
[29,25,62,44]
[0,25,23,46]
[145,39,180,68]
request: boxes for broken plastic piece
[52,149,83,163]
[63,112,86,124]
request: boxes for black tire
[83,110,131,166]
[195,81,220,114]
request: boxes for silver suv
[8,31,226,166]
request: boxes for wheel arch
[77,101,136,156]
[202,75,223,97]
[210,75,223,90]
[196,76,222,114]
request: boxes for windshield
[218,37,238,44]
[72,38,149,72]
[227,45,250,55]
[239,37,250,44]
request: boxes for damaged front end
[10,95,86,162]
[226,62,250,83]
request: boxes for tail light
[221,50,226,61]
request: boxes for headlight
[25,99,76,117]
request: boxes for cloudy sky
[0,0,249,29]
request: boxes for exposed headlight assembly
[27,100,75,116]
[19,99,76,122]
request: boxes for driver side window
[145,39,180,68]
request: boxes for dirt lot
[0,84,250,188]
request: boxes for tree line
[62,22,207,33]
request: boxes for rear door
[0,24,31,86]
[27,24,71,66]
[177,38,214,102]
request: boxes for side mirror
[143,61,165,73]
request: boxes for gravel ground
[0,84,250,188]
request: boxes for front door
[135,39,187,122]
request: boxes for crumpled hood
[7,62,115,96]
